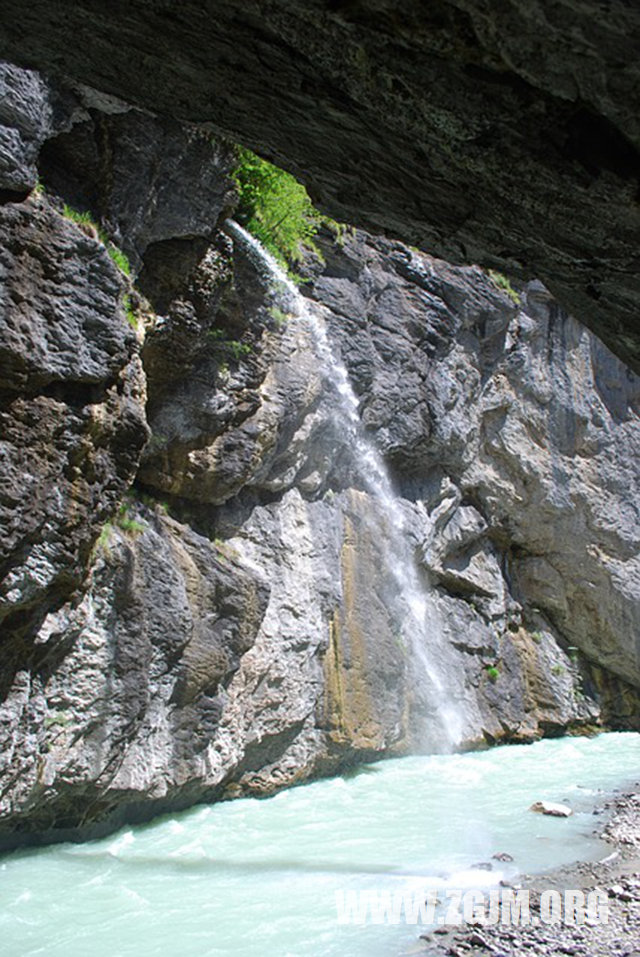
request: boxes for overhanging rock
[0,0,639,370]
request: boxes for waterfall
[226,220,462,751]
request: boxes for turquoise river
[2,732,639,957]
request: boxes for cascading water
[226,220,463,750]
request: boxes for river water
[2,732,638,957]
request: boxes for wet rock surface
[307,229,640,732]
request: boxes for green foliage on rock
[486,665,500,684]
[268,306,292,329]
[63,204,96,230]
[44,710,71,729]
[63,204,138,338]
[122,294,139,330]
[207,328,253,363]
[116,500,145,535]
[108,244,131,276]
[62,204,131,276]
[233,146,326,270]
[488,269,521,305]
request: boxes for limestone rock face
[136,225,640,771]
[0,2,639,371]
[0,69,150,843]
[0,197,148,685]
[0,61,77,197]
[5,211,637,845]
[39,107,236,274]
[308,230,640,702]
[137,235,271,503]
[0,510,268,845]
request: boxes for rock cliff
[0,61,638,848]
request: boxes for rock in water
[530,801,573,817]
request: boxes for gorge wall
[0,62,639,849]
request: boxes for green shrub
[94,521,113,554]
[122,294,138,329]
[44,710,71,729]
[136,489,169,514]
[93,505,144,554]
[207,330,253,363]
[233,146,341,272]
[268,306,290,328]
[115,501,145,535]
[62,204,131,275]
[63,204,96,229]
[324,219,352,248]
[393,631,407,656]
[108,244,131,276]
[486,665,500,684]
[488,269,521,305]
[228,340,253,361]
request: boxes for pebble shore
[417,786,640,957]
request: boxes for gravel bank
[417,785,640,957]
